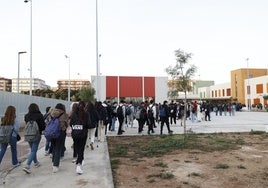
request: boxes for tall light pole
[96,0,100,101]
[98,54,101,100]
[246,58,250,110]
[24,0,33,95]
[65,55,71,102]
[18,51,27,93]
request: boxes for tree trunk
[183,91,187,135]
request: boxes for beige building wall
[244,75,268,108]
[231,68,267,104]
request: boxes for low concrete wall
[0,91,71,125]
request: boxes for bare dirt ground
[107,132,268,188]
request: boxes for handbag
[17,134,21,141]
[13,129,21,141]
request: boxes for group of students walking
[0,100,106,175]
[1,99,236,175]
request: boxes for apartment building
[57,79,91,90]
[231,68,267,104]
[11,78,49,93]
[0,77,12,92]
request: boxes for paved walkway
[0,111,267,187]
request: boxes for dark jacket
[163,104,170,118]
[87,109,100,129]
[24,110,46,135]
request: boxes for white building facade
[12,78,49,93]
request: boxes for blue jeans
[26,135,41,167]
[190,112,195,122]
[0,136,19,165]
[45,138,53,153]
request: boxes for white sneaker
[52,166,59,173]
[72,158,77,163]
[60,156,65,161]
[76,165,83,174]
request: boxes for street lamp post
[18,51,27,93]
[96,0,99,101]
[24,0,33,95]
[98,54,101,100]
[65,55,71,102]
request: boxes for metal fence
[0,91,71,123]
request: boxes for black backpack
[147,106,154,119]
[117,106,124,119]
[125,106,131,116]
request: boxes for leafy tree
[166,49,197,134]
[79,87,96,103]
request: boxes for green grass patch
[108,133,246,160]
[249,129,266,135]
[154,162,168,168]
[237,164,246,169]
[215,163,229,169]
[147,172,175,179]
[188,172,201,177]
[110,159,120,170]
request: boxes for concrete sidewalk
[1,111,267,188]
[1,136,114,188]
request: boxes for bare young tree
[166,49,197,134]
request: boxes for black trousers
[73,135,87,165]
[160,117,171,134]
[51,131,66,167]
[117,117,124,134]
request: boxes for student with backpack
[49,103,69,173]
[136,102,146,134]
[96,101,108,142]
[146,99,156,135]
[23,103,45,174]
[117,100,126,135]
[159,101,173,135]
[85,101,100,151]
[126,101,135,128]
[43,106,53,156]
[0,106,20,167]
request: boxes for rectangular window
[226,88,231,96]
[256,84,263,94]
[254,98,260,105]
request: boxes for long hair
[77,101,87,125]
[69,102,79,118]
[28,103,40,113]
[85,101,95,112]
[1,106,16,126]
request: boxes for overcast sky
[1,0,268,87]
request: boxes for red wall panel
[120,77,142,97]
[105,76,155,98]
[144,77,155,97]
[106,76,118,97]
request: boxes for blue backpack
[159,107,166,117]
[45,117,61,140]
